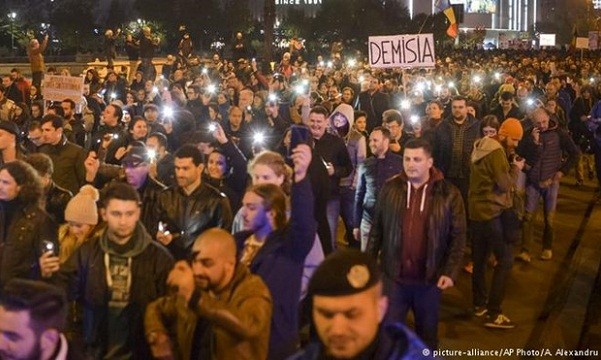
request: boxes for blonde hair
[248,150,292,195]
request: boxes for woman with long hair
[202,124,248,212]
[0,160,57,286]
[106,116,149,164]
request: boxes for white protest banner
[368,34,435,69]
[42,75,85,102]
[539,34,556,47]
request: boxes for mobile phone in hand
[288,125,312,158]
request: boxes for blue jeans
[384,278,441,350]
[471,215,515,317]
[359,218,372,251]
[326,198,340,251]
[522,179,559,252]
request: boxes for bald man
[145,228,273,360]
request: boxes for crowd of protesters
[1,26,599,359]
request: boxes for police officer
[288,249,429,359]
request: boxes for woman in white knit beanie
[58,185,102,263]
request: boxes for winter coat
[366,168,466,284]
[354,151,403,225]
[433,115,481,179]
[516,117,580,184]
[39,136,87,194]
[145,264,272,360]
[153,182,233,260]
[0,202,58,287]
[53,223,174,358]
[468,137,518,221]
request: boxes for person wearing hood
[330,103,366,248]
[515,108,580,262]
[469,118,525,329]
[42,182,174,358]
[366,138,466,350]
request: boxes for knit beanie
[499,118,523,140]
[64,185,100,225]
[329,103,354,138]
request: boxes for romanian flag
[435,0,458,38]
[570,25,578,51]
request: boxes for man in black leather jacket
[366,138,466,350]
[153,144,232,260]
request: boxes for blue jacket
[287,323,431,360]
[354,151,404,226]
[234,178,316,360]
[587,100,601,146]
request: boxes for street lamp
[8,12,17,51]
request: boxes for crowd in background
[0,28,599,359]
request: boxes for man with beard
[153,144,232,260]
[357,77,390,133]
[41,182,174,358]
[321,85,343,114]
[145,228,272,359]
[0,279,84,360]
[61,98,87,147]
[354,127,403,250]
[469,119,525,329]
[434,96,481,206]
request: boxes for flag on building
[435,0,458,38]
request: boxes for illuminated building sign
[276,0,323,5]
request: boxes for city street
[437,178,601,358]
